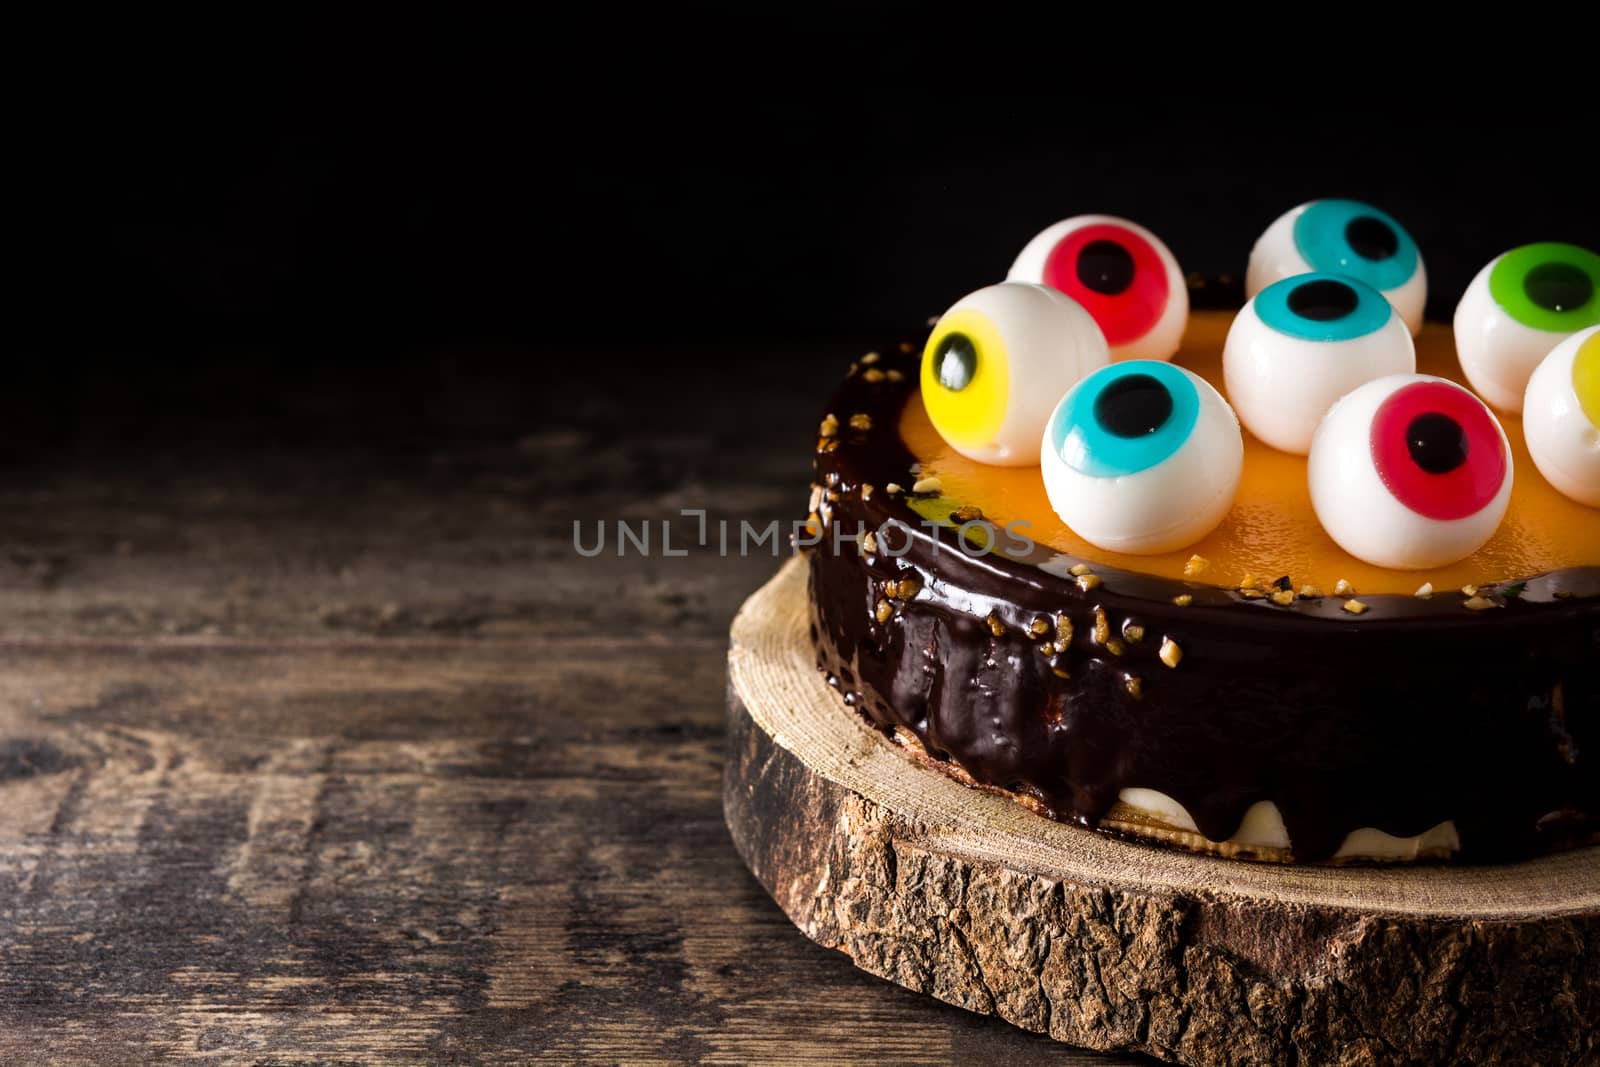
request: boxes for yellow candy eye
[1523,326,1600,507]
[919,283,1109,466]
[920,307,1010,455]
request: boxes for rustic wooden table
[0,346,1149,1064]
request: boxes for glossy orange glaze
[901,310,1600,594]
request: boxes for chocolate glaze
[805,341,1600,863]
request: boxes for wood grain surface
[0,348,1151,1064]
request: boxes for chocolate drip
[805,341,1600,864]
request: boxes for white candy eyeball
[1245,199,1427,335]
[1453,242,1600,415]
[1309,374,1512,570]
[1007,214,1187,362]
[1041,361,1243,554]
[1523,325,1600,507]
[920,282,1110,465]
[1223,273,1416,455]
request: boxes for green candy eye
[1456,241,1600,414]
[1487,242,1600,332]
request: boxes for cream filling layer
[1116,787,1462,860]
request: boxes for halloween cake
[804,205,1600,863]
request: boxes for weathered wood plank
[0,598,1144,1063]
[0,339,1152,1062]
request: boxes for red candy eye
[1008,215,1188,362]
[1370,381,1507,520]
[1041,223,1169,346]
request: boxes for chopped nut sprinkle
[911,476,942,495]
[892,577,922,599]
[874,599,892,623]
[1298,585,1324,599]
[862,368,886,383]
[1172,594,1193,607]
[1183,555,1210,579]
[952,504,984,523]
[1239,573,1259,590]
[862,531,878,555]
[1464,595,1497,611]
[1029,617,1051,637]
[860,351,881,365]
[1038,641,1056,656]
[849,413,873,431]
[1053,668,1071,680]
[886,368,906,382]
[1055,616,1074,646]
[886,482,903,495]
[1239,588,1266,600]
[1342,599,1369,615]
[819,438,839,453]
[1122,623,1145,644]
[1159,637,1183,669]
[1333,579,1357,597]
[819,414,839,438]
[861,483,874,501]
[1093,608,1111,644]
[1076,573,1102,592]
[1069,563,1093,577]
[987,612,1007,637]
[1414,582,1433,599]
[1460,584,1478,597]
[1105,638,1127,657]
[1270,589,1296,606]
[1125,675,1143,699]
[898,341,914,353]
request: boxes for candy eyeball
[1041,361,1243,554]
[1245,199,1427,335]
[1453,242,1600,415]
[1523,325,1600,507]
[1308,374,1512,570]
[1007,215,1187,363]
[921,282,1110,465]
[1223,273,1415,455]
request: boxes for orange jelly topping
[900,310,1600,595]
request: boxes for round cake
[803,302,1599,864]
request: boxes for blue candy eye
[1246,199,1428,335]
[1223,273,1415,455]
[1252,273,1394,342]
[1292,199,1420,293]
[1041,361,1243,554]
[1050,361,1200,477]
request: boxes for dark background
[13,20,1597,444]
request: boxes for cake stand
[724,558,1600,1066]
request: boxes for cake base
[723,558,1600,1067]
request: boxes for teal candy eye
[1041,360,1243,554]
[1292,199,1420,294]
[1246,199,1428,334]
[1050,361,1201,477]
[1223,273,1415,454]
[1252,273,1395,343]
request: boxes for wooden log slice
[723,558,1600,1067]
